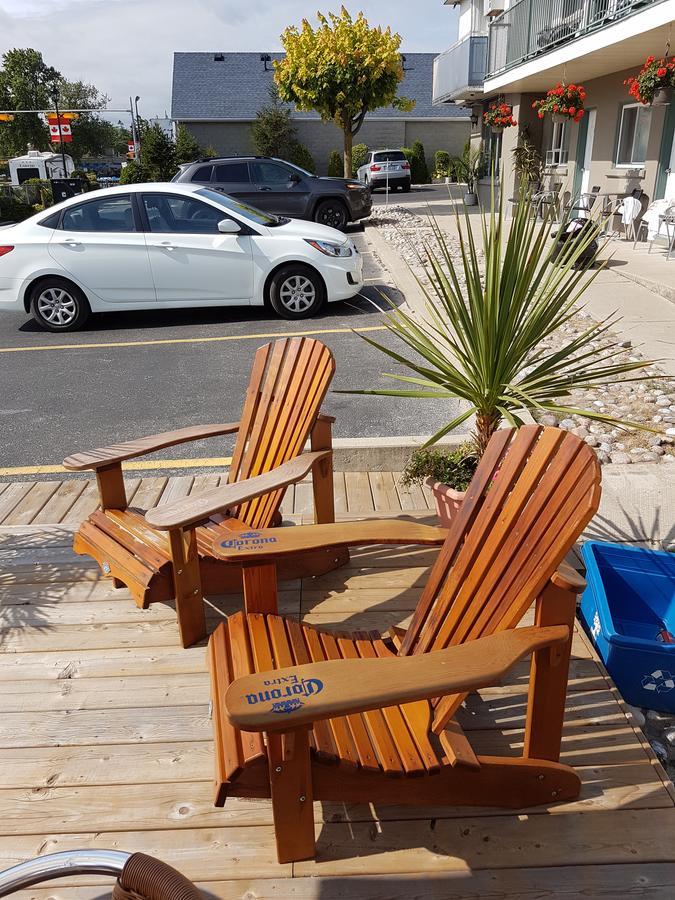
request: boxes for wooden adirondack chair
[63,337,348,648]
[207,425,601,863]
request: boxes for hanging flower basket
[532,84,586,123]
[483,102,517,133]
[625,56,675,105]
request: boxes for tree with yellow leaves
[274,8,413,177]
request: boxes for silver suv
[356,149,411,193]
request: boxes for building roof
[171,51,467,121]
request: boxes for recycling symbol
[641,670,675,694]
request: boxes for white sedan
[0,183,364,331]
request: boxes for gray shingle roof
[171,52,466,120]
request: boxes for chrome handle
[0,850,130,896]
[61,238,80,245]
[258,186,272,191]
[158,241,175,250]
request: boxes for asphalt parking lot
[0,225,462,474]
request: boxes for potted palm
[343,183,655,524]
[511,134,543,190]
[452,143,483,206]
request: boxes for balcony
[433,33,488,104]
[487,0,663,78]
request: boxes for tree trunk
[343,127,353,179]
[473,412,502,458]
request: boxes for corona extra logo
[244,674,324,713]
[220,531,278,551]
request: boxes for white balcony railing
[487,0,663,78]
[433,33,489,103]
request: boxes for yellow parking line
[0,456,233,477]
[0,325,386,354]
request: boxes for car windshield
[196,187,280,225]
[373,151,406,162]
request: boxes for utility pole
[134,96,142,162]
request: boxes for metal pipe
[0,850,131,897]
[0,108,133,114]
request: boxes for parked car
[173,156,371,231]
[0,183,364,331]
[356,149,411,192]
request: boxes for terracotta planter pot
[425,478,466,527]
[652,86,674,107]
[464,192,478,206]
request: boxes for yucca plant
[344,181,656,456]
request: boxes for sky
[0,0,458,122]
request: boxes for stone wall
[179,118,470,176]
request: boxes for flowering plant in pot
[483,102,517,134]
[342,181,656,524]
[624,55,675,105]
[401,445,477,527]
[532,83,586,123]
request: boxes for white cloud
[0,0,458,120]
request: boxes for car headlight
[305,239,352,257]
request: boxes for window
[61,196,134,232]
[38,210,62,229]
[372,151,406,162]
[546,121,569,167]
[142,193,226,233]
[616,103,651,166]
[250,161,293,184]
[197,188,276,226]
[190,165,213,183]
[213,162,250,183]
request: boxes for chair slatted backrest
[227,337,335,529]
[398,425,601,734]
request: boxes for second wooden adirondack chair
[62,337,346,647]
[207,425,601,862]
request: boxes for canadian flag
[48,116,73,143]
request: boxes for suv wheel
[314,199,348,231]
[30,278,90,332]
[268,265,325,319]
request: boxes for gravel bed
[371,205,675,464]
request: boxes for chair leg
[524,581,576,763]
[310,416,335,525]
[268,727,315,863]
[168,526,206,648]
[242,562,278,615]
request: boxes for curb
[331,434,469,471]
[614,268,675,307]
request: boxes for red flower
[538,111,544,118]
[568,106,576,115]
[657,67,668,77]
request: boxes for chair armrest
[145,450,331,530]
[550,560,586,593]
[63,423,240,471]
[225,624,569,733]
[210,519,447,562]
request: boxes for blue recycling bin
[579,541,675,713]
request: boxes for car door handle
[60,238,80,246]
[155,241,176,250]
[258,186,272,191]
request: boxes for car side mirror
[288,172,301,184]
[217,218,241,234]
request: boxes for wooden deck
[0,472,433,527]
[1,485,675,897]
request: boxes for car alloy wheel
[315,201,347,230]
[36,286,79,327]
[278,274,316,314]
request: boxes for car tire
[30,277,90,332]
[268,264,325,319]
[314,199,349,231]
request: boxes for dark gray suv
[172,156,371,230]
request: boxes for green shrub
[433,150,451,178]
[0,195,35,222]
[410,140,430,184]
[23,178,53,206]
[119,161,150,184]
[351,143,369,176]
[327,150,342,177]
[286,141,316,174]
[401,444,478,491]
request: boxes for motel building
[433,0,675,222]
